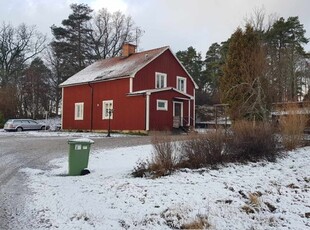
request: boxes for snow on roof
[60,46,169,87]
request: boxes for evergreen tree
[265,16,309,102]
[220,25,269,121]
[204,42,223,102]
[51,3,93,80]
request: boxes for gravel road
[0,133,152,229]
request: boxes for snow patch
[20,146,310,229]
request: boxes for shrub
[180,130,227,168]
[227,121,278,162]
[279,104,307,150]
[132,134,178,178]
[149,135,178,177]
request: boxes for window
[103,100,113,119]
[155,72,167,88]
[157,99,168,111]
[177,76,187,93]
[74,102,84,120]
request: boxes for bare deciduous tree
[0,22,46,87]
[90,8,143,59]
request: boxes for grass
[279,103,307,150]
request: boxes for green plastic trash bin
[68,138,94,176]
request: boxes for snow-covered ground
[20,144,310,229]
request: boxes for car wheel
[41,126,46,130]
[16,127,23,132]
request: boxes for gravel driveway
[0,133,152,229]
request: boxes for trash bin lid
[68,138,94,144]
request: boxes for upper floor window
[177,76,187,93]
[74,102,84,120]
[155,72,167,88]
[102,100,113,119]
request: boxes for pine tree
[204,42,224,103]
[265,16,309,102]
[51,3,93,80]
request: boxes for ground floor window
[103,100,113,119]
[157,99,168,111]
[74,102,84,120]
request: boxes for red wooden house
[60,44,198,133]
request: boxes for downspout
[88,82,94,132]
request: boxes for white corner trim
[188,100,191,126]
[146,92,150,131]
[129,77,133,93]
[61,88,64,129]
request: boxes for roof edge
[59,75,131,88]
[131,46,170,78]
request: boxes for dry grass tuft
[181,215,210,229]
[227,120,278,162]
[180,130,227,168]
[279,103,307,150]
[149,134,178,177]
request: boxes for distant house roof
[60,46,169,87]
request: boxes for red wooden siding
[133,49,195,95]
[63,84,92,130]
[63,78,146,131]
[149,90,192,130]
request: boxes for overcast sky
[1,0,309,55]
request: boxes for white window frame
[157,99,168,111]
[177,76,187,93]
[102,100,113,120]
[155,72,167,88]
[74,102,84,120]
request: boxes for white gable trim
[167,47,198,89]
[131,47,169,79]
[131,47,198,89]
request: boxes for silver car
[4,119,49,132]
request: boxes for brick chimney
[122,43,136,57]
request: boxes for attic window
[155,72,167,88]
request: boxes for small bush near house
[227,121,278,162]
[149,135,178,177]
[279,104,307,150]
[132,134,178,178]
[179,130,227,168]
